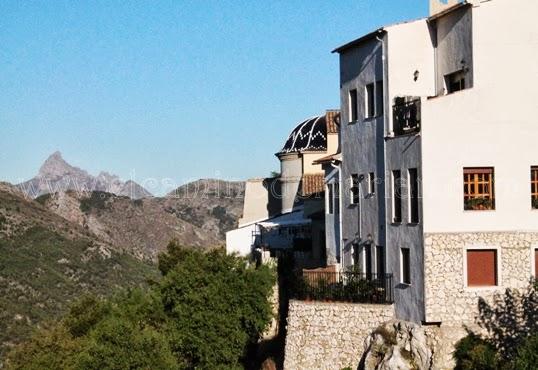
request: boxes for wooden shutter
[467,250,497,286]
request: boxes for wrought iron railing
[289,270,393,304]
[393,97,421,136]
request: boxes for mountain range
[0,181,158,360]
[0,154,246,361]
[16,151,152,199]
[10,152,246,260]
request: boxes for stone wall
[284,300,394,370]
[424,231,537,325]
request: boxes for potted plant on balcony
[464,197,493,211]
[533,198,538,209]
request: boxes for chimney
[429,0,461,16]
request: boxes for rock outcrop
[361,321,433,370]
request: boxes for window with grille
[531,166,538,209]
[463,167,495,210]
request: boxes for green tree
[158,241,275,369]
[6,242,275,370]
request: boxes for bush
[513,333,538,370]
[454,332,499,370]
[454,281,538,370]
[6,242,275,370]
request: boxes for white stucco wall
[386,19,435,120]
[302,152,326,174]
[225,224,257,256]
[421,0,538,233]
[239,179,270,226]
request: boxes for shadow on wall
[454,280,538,369]
[475,281,538,360]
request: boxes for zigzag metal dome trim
[278,115,327,154]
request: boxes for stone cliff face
[17,151,152,199]
[35,178,244,260]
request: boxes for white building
[330,0,538,325]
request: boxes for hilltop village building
[226,110,339,268]
[228,0,538,366]
[329,0,538,325]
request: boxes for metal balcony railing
[289,270,394,304]
[393,97,421,136]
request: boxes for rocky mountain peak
[38,151,87,179]
[19,152,152,199]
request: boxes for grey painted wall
[339,37,386,270]
[338,33,425,323]
[384,135,424,322]
[433,5,474,94]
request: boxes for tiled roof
[325,110,340,134]
[301,173,325,196]
[277,110,339,156]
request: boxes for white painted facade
[421,0,538,233]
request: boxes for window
[463,167,495,210]
[365,83,374,118]
[327,184,334,214]
[368,172,375,195]
[365,246,372,277]
[466,249,498,287]
[349,89,358,122]
[408,168,419,223]
[392,170,402,223]
[334,182,340,215]
[445,70,466,94]
[376,245,385,276]
[400,248,411,285]
[375,80,384,116]
[531,166,538,209]
[392,97,421,135]
[350,174,360,205]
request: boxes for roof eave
[332,28,386,54]
[427,1,471,22]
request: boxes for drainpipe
[376,33,388,276]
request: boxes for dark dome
[278,115,327,154]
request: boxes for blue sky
[0,0,427,195]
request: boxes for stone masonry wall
[284,300,394,370]
[424,231,538,325]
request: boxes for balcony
[392,97,421,136]
[288,270,394,304]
